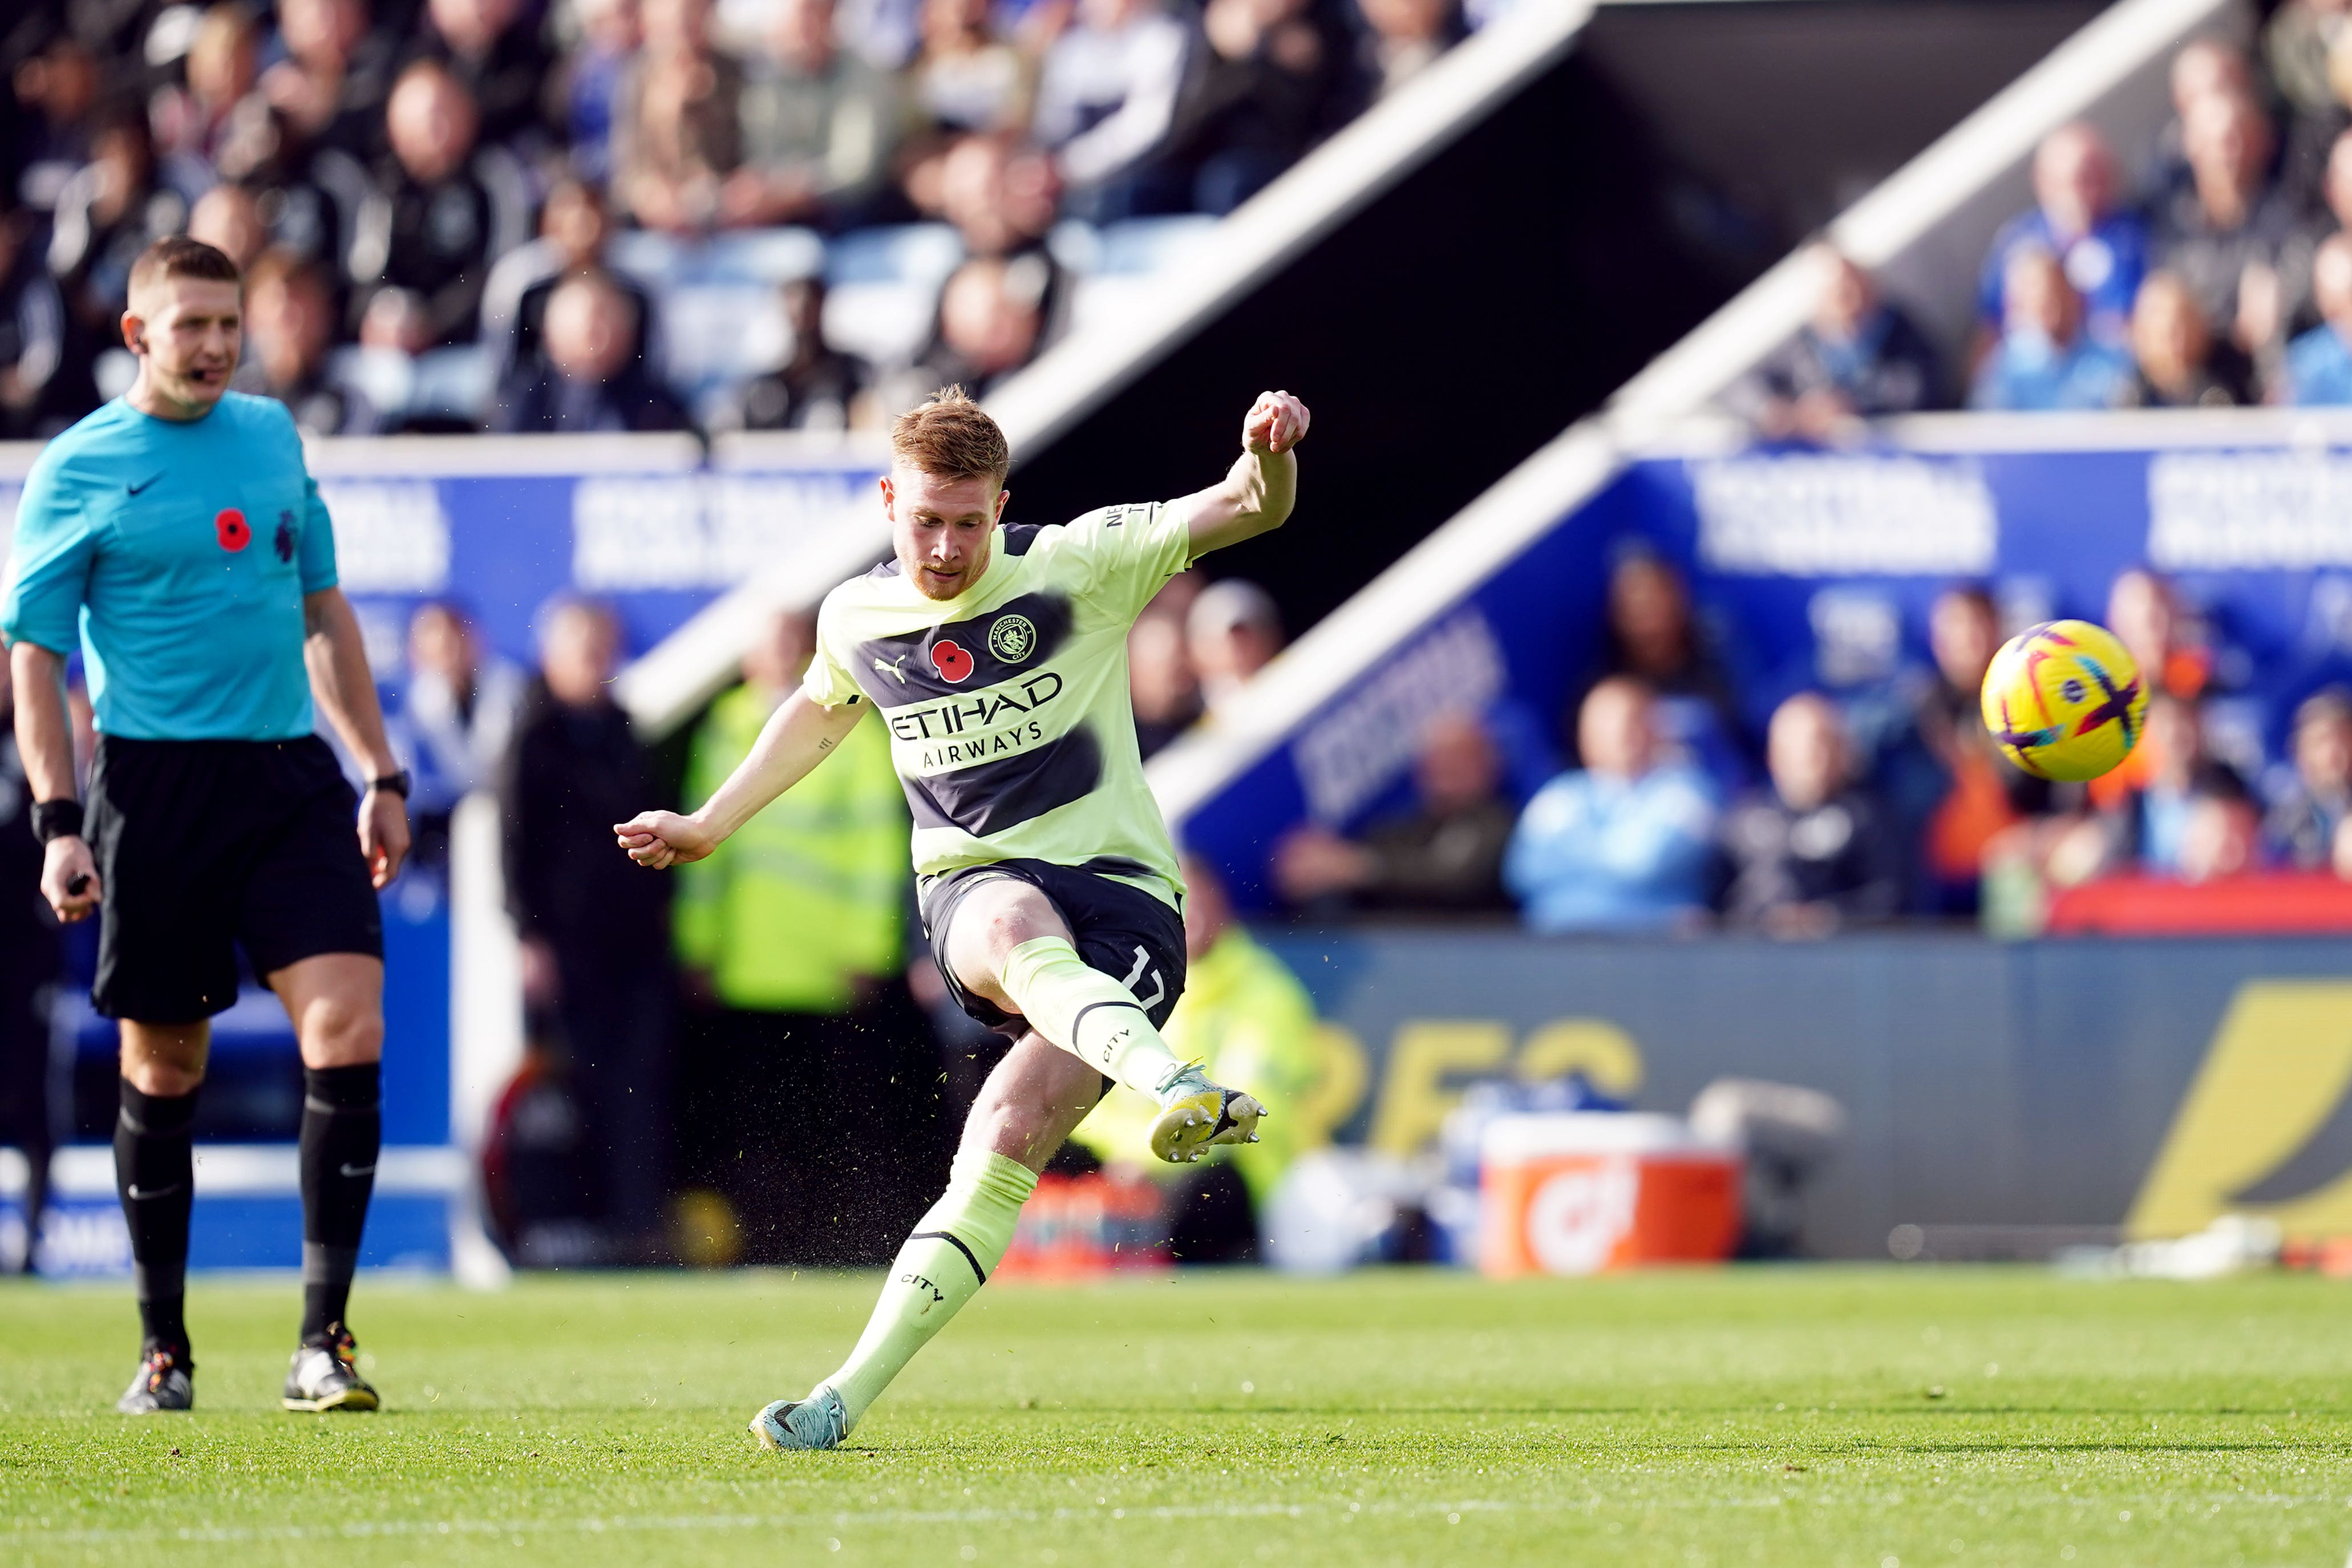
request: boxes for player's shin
[817,1148,1037,1432]
[998,936,1180,1098]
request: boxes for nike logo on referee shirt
[126,473,163,495]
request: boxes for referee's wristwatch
[367,770,412,800]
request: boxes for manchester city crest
[988,614,1037,663]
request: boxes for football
[1979,618,2149,781]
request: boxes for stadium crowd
[0,0,1502,440]
[1743,22,2352,423]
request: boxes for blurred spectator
[909,0,1030,139]
[241,249,379,434]
[1273,709,1516,914]
[187,183,271,273]
[491,269,690,432]
[1968,248,2134,411]
[2154,90,2300,355]
[2284,231,2352,403]
[1070,853,1325,1261]
[350,60,524,345]
[358,283,436,354]
[731,277,863,429]
[1355,0,1460,104]
[153,3,263,195]
[1034,0,1191,221]
[2102,692,2250,876]
[2266,129,2352,352]
[1892,584,2055,910]
[1167,0,1342,214]
[48,106,185,337]
[561,0,643,183]
[1129,610,1201,758]
[2107,566,2210,704]
[2265,0,2352,132]
[1187,577,1282,711]
[0,648,62,1275]
[613,0,746,230]
[725,0,900,228]
[1505,676,1719,933]
[672,607,908,1261]
[2156,39,2260,201]
[939,133,1072,341]
[1978,123,2148,350]
[499,599,673,1261]
[929,253,1046,390]
[2179,784,2263,883]
[409,0,558,155]
[262,0,404,159]
[1721,693,1902,935]
[208,99,372,285]
[1749,244,1939,438]
[2118,270,2253,407]
[0,198,90,439]
[2266,686,2352,868]
[10,37,103,212]
[392,599,524,864]
[1577,548,1744,787]
[480,176,656,377]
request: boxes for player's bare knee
[119,1023,208,1096]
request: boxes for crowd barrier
[1257,925,2352,1259]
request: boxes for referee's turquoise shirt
[2,393,339,742]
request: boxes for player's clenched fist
[1244,390,1309,456]
[614,809,715,870]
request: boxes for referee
[2,237,411,1415]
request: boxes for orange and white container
[1478,1113,1742,1277]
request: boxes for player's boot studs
[1148,1062,1266,1164]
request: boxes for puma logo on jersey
[873,654,910,684]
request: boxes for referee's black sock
[115,1079,199,1358]
[298,1063,379,1344]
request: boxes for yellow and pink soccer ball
[1979,618,2148,782]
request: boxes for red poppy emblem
[932,639,974,683]
[215,508,250,552]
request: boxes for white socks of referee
[819,1148,1037,1432]
[999,935,1183,1098]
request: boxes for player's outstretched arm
[1179,390,1310,558]
[614,687,866,869]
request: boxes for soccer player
[2,237,412,1415]
[614,385,1310,1449]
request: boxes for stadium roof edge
[1144,0,2238,830]
[613,0,1597,738]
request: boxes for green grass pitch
[3,1266,2350,1566]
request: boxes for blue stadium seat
[1065,216,1222,340]
[656,281,794,402]
[821,223,967,370]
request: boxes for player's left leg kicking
[114,953,386,1415]
[750,876,1262,1450]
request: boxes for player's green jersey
[802,502,1192,907]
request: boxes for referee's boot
[283,1323,379,1412]
[116,1344,194,1414]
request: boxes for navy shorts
[87,735,382,1023]
[920,858,1187,1048]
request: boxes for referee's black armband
[30,799,83,844]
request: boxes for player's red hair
[892,387,1011,485]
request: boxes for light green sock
[818,1148,1037,1431]
[999,935,1184,1099]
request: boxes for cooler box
[1479,1113,1742,1277]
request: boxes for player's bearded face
[884,465,1009,601]
[127,277,243,411]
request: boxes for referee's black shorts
[87,735,382,1023]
